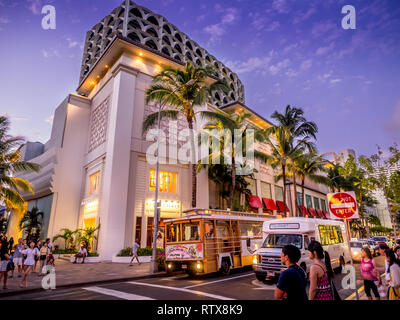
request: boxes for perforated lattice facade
[79,1,245,107]
[88,97,110,152]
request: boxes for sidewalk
[0,258,163,297]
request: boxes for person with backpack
[274,244,308,301]
[308,240,334,300]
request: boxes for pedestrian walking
[33,240,41,273]
[13,239,24,278]
[129,239,141,266]
[308,240,334,300]
[39,242,49,275]
[385,249,400,300]
[395,246,400,259]
[8,237,14,254]
[377,243,390,285]
[274,245,308,301]
[0,239,10,290]
[360,247,380,300]
[19,241,40,288]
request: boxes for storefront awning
[263,198,278,211]
[316,209,324,218]
[298,205,309,216]
[308,208,318,217]
[276,201,290,213]
[247,195,263,209]
[323,210,329,219]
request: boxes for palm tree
[76,225,101,253]
[0,116,40,209]
[53,228,79,250]
[271,106,318,216]
[199,109,264,209]
[19,206,43,241]
[142,62,229,208]
[256,126,306,217]
[280,152,330,212]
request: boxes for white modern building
[8,1,330,260]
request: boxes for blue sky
[1,0,399,158]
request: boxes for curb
[0,272,166,298]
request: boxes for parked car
[350,241,367,262]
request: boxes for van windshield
[262,234,303,249]
[372,237,387,242]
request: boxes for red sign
[327,191,359,220]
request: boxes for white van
[253,217,351,281]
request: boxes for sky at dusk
[1,0,400,158]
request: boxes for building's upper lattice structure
[79,0,245,106]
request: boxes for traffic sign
[327,191,359,220]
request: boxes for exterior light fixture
[139,51,143,56]
[196,262,201,270]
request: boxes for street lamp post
[150,79,195,274]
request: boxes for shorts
[13,257,23,266]
[0,260,8,272]
[40,255,47,261]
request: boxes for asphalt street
[1,264,366,300]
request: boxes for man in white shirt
[73,245,88,264]
[129,239,141,266]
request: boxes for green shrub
[88,252,99,257]
[52,249,76,255]
[117,247,164,257]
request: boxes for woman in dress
[20,241,40,288]
[308,240,334,300]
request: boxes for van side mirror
[246,238,251,247]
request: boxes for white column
[97,65,138,260]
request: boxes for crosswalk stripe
[127,281,235,300]
[184,272,254,289]
[83,286,154,300]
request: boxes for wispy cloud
[204,5,239,44]
[0,16,10,24]
[272,0,290,13]
[0,113,28,121]
[27,0,42,15]
[330,78,342,84]
[66,37,79,48]
[269,58,290,75]
[226,56,272,74]
[265,21,280,32]
[45,115,54,124]
[300,59,312,71]
[315,42,335,56]
[293,7,316,24]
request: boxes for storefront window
[313,197,320,210]
[297,192,303,205]
[149,170,177,193]
[89,171,100,195]
[261,182,271,198]
[182,222,200,241]
[246,178,257,195]
[321,199,327,211]
[275,186,283,201]
[166,223,181,243]
[306,195,313,208]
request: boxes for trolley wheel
[219,259,231,276]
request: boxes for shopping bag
[377,284,386,298]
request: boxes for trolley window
[166,223,181,243]
[182,222,200,241]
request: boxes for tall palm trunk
[187,117,197,208]
[301,178,305,215]
[282,164,287,217]
[228,157,236,210]
[292,167,298,217]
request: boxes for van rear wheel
[256,274,266,282]
[219,259,230,276]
